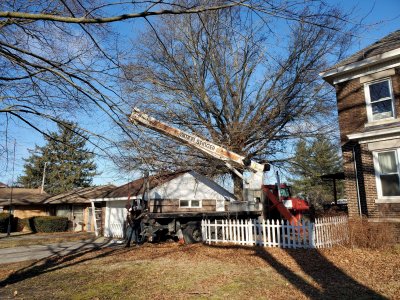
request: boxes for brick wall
[10,205,48,219]
[342,139,400,219]
[335,67,400,144]
[341,142,375,218]
[335,78,368,143]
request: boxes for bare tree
[0,1,356,186]
[121,6,354,197]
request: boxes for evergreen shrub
[32,216,68,232]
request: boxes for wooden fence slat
[262,219,266,247]
[271,219,276,247]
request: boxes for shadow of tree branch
[207,244,387,300]
[0,240,126,288]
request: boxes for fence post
[269,219,274,247]
[277,219,281,247]
[281,220,286,249]
[310,221,316,248]
[228,219,232,242]
[207,219,211,244]
[254,219,258,246]
[244,219,248,245]
[314,218,317,248]
[251,219,255,245]
[262,219,266,247]
[246,219,253,245]
[233,219,237,244]
[215,219,219,243]
[201,219,205,242]
[222,219,226,243]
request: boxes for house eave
[91,196,135,202]
[320,48,400,84]
[347,126,400,143]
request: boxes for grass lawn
[0,232,96,249]
[0,243,399,299]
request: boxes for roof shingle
[44,185,116,204]
[324,30,400,72]
[0,188,49,205]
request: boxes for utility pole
[41,162,48,194]
[7,140,16,237]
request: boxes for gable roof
[0,188,49,206]
[332,30,400,70]
[321,30,400,82]
[0,182,8,188]
[44,185,116,204]
[100,170,188,199]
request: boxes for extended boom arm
[129,108,267,178]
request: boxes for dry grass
[0,243,399,300]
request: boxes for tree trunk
[232,171,243,201]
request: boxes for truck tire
[183,223,203,244]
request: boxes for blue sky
[340,0,400,47]
[2,0,399,187]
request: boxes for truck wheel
[183,224,203,244]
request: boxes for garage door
[104,201,127,238]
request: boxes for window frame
[364,78,396,123]
[373,149,400,201]
[179,199,202,208]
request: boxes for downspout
[352,145,362,217]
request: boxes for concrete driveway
[0,237,122,264]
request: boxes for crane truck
[127,108,309,243]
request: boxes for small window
[180,200,190,207]
[179,200,202,208]
[374,150,400,197]
[191,200,200,207]
[365,79,395,121]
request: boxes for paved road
[0,238,120,264]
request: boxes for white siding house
[97,171,235,238]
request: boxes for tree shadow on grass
[0,240,188,292]
[0,240,127,289]
[207,244,387,300]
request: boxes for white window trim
[179,199,202,208]
[364,78,396,123]
[373,149,400,203]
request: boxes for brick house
[321,30,400,225]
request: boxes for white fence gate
[201,216,348,249]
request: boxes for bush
[0,213,13,233]
[32,216,68,233]
[348,218,396,249]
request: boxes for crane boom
[129,108,266,174]
[129,108,307,225]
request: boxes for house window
[374,150,400,197]
[179,199,202,208]
[365,79,395,121]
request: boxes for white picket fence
[105,223,125,238]
[201,216,348,249]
